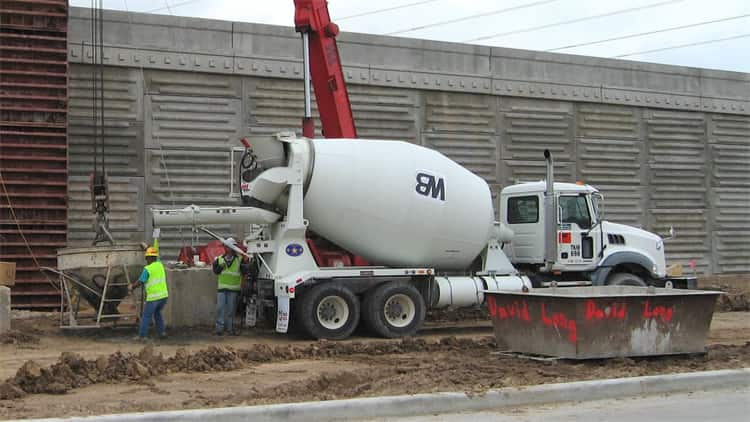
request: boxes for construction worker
[212,237,249,336]
[130,239,168,341]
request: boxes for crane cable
[90,0,105,186]
[90,0,98,180]
[98,0,106,179]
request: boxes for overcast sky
[71,0,750,73]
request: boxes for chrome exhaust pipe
[543,149,556,272]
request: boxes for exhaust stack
[543,149,557,271]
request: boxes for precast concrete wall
[66,7,750,275]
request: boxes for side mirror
[663,226,676,240]
[592,193,604,221]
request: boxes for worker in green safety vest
[212,237,249,336]
[130,234,168,341]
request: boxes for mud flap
[245,295,258,327]
[276,295,290,333]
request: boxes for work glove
[152,228,161,239]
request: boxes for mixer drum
[57,244,145,315]
[303,139,495,269]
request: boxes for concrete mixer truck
[153,133,530,340]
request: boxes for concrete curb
[13,368,750,422]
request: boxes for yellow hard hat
[145,247,158,257]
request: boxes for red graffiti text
[642,300,673,322]
[488,296,531,322]
[541,303,577,343]
[585,300,627,321]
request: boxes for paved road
[360,387,750,421]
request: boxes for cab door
[557,194,595,269]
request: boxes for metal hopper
[51,244,145,328]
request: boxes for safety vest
[144,261,168,302]
[217,256,242,291]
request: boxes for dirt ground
[0,276,748,420]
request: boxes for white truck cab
[498,150,684,288]
[500,181,669,286]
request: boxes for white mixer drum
[303,139,494,269]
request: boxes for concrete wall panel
[144,148,233,205]
[577,138,645,227]
[709,114,750,274]
[423,92,497,184]
[350,84,419,141]
[68,65,143,177]
[499,97,575,185]
[69,11,233,55]
[646,110,710,273]
[246,77,312,139]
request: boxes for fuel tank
[302,139,494,269]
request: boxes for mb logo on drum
[415,172,446,201]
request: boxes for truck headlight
[656,240,663,251]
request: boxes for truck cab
[499,181,671,287]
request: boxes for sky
[71,0,750,73]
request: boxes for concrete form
[65,7,750,276]
[0,286,10,333]
[163,268,216,327]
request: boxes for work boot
[230,330,240,336]
[214,330,223,336]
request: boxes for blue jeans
[216,290,239,333]
[138,298,167,338]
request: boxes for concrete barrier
[163,268,216,327]
[0,286,10,333]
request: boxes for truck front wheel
[297,283,360,340]
[363,282,425,338]
[606,272,646,287]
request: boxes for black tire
[606,272,647,287]
[362,281,426,338]
[296,283,360,340]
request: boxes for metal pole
[301,32,314,138]
[96,265,112,326]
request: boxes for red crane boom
[293,0,357,139]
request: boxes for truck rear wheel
[297,283,360,340]
[363,282,425,338]
[606,272,646,287]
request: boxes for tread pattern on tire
[296,283,360,340]
[606,272,647,287]
[362,281,426,338]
